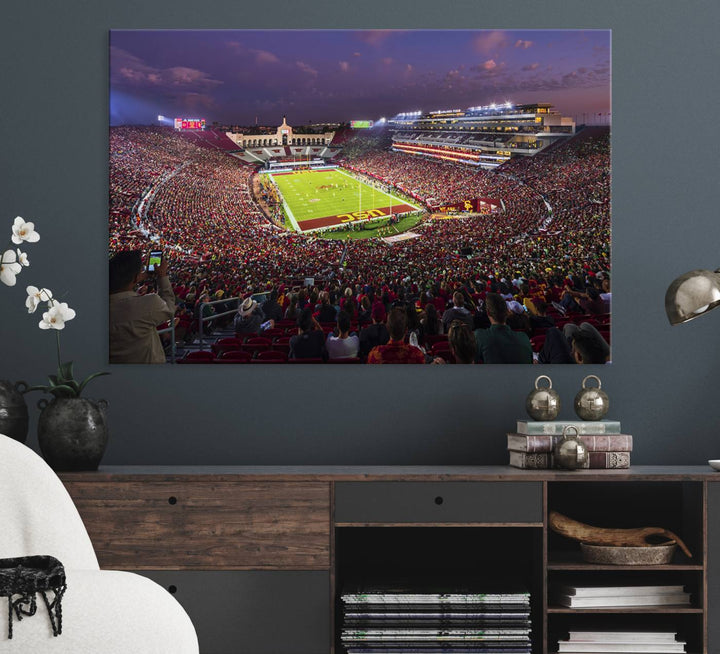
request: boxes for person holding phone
[109,250,175,363]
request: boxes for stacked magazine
[557,630,686,653]
[551,584,691,609]
[340,586,532,654]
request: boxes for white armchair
[0,434,199,653]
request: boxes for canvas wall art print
[109,29,611,365]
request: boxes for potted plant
[1,216,109,470]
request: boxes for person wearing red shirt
[367,308,425,364]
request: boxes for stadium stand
[110,123,610,364]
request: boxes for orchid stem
[56,329,62,370]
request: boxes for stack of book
[340,586,532,653]
[557,630,687,653]
[507,420,632,469]
[551,584,691,609]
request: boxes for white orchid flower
[0,249,22,286]
[16,249,29,266]
[26,285,53,313]
[39,301,76,330]
[11,216,40,245]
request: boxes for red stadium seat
[425,334,448,347]
[240,343,270,357]
[261,328,284,339]
[177,350,215,364]
[252,350,288,363]
[530,335,546,352]
[211,337,242,357]
[216,350,251,363]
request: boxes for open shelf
[547,550,702,571]
[548,606,704,614]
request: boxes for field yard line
[269,173,301,232]
[334,168,422,211]
[282,198,301,232]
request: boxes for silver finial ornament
[574,374,609,421]
[526,375,561,421]
[554,426,589,470]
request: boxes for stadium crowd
[109,125,610,363]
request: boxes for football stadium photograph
[109,29,611,365]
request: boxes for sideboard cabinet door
[138,570,330,654]
[65,481,331,569]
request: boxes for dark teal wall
[2,1,719,465]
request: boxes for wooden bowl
[580,542,677,565]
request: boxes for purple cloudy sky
[110,30,610,126]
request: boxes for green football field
[266,168,419,233]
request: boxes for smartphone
[147,250,163,273]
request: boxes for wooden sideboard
[60,466,720,654]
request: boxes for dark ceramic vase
[0,380,29,443]
[37,397,109,471]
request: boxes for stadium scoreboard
[174,118,206,130]
[351,120,373,129]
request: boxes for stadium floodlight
[158,115,165,121]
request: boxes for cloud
[522,63,540,71]
[382,57,394,66]
[481,59,497,71]
[355,30,397,46]
[353,52,361,57]
[296,61,318,77]
[110,48,222,90]
[514,39,533,49]
[167,67,222,87]
[339,61,350,72]
[252,49,280,65]
[406,64,413,73]
[474,31,507,54]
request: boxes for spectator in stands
[565,322,610,363]
[109,250,175,364]
[284,293,299,320]
[367,308,425,364]
[316,291,337,323]
[261,289,283,323]
[234,297,267,336]
[447,320,476,364]
[289,307,327,360]
[359,303,390,358]
[571,329,610,364]
[357,296,372,324]
[326,311,359,360]
[441,291,474,332]
[421,303,443,338]
[529,300,556,331]
[474,293,533,364]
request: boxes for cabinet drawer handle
[168,496,178,505]
[168,585,177,594]
[434,496,444,505]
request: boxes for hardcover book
[516,420,621,435]
[507,433,632,453]
[508,451,630,469]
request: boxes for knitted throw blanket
[0,555,66,639]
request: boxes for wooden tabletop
[58,465,720,482]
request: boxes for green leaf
[48,384,78,398]
[58,361,74,383]
[48,375,58,387]
[25,384,51,394]
[77,371,110,396]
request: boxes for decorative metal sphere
[554,426,589,470]
[525,375,561,421]
[574,375,609,421]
